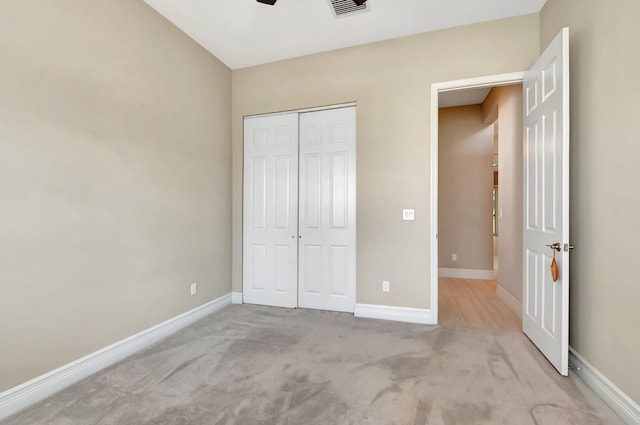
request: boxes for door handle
[546,242,561,252]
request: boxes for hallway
[439,277,521,331]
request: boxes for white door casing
[243,113,299,308]
[298,107,357,313]
[522,28,570,375]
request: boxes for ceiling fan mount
[257,0,367,5]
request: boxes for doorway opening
[430,73,525,331]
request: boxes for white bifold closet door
[298,107,356,312]
[243,106,356,313]
[243,113,299,308]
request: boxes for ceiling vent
[328,0,369,18]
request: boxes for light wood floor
[439,277,521,331]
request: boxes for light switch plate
[403,209,415,221]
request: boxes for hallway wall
[482,85,524,302]
[438,105,494,271]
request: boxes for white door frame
[429,72,525,324]
[244,102,357,120]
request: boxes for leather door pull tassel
[550,257,559,282]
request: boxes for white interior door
[298,107,357,313]
[243,113,299,308]
[523,27,570,375]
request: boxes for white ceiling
[439,87,492,108]
[144,0,546,70]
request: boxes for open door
[523,27,571,375]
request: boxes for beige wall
[438,106,494,271]
[232,15,540,309]
[482,85,524,301]
[541,0,640,403]
[0,1,232,391]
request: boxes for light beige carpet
[2,305,624,425]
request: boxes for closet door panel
[298,107,356,313]
[303,153,322,229]
[330,152,348,228]
[243,113,299,308]
[250,158,267,229]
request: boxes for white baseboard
[232,292,243,304]
[354,304,434,325]
[496,285,523,319]
[569,347,640,425]
[439,268,496,280]
[0,293,232,422]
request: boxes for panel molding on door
[298,107,357,313]
[243,113,299,308]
